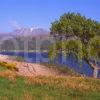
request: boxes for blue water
[0,51,100,78]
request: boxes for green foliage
[50,12,100,69]
[49,39,83,62]
[88,36,100,60]
[50,12,100,43]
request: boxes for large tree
[49,12,100,78]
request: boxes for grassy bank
[0,72,100,100]
[40,63,80,77]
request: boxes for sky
[0,0,100,32]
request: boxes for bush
[0,61,18,71]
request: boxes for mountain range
[0,27,51,51]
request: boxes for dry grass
[0,72,100,100]
[0,66,100,92]
[0,70,16,82]
[22,91,36,100]
[24,75,100,92]
[0,64,100,92]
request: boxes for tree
[49,12,100,78]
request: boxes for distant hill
[0,27,53,51]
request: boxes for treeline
[0,36,52,51]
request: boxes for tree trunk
[93,68,98,78]
[89,62,99,78]
[84,58,99,78]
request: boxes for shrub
[0,61,18,71]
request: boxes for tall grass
[0,73,100,100]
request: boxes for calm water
[0,51,100,78]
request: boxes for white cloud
[30,26,39,32]
[10,20,21,30]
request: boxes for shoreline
[0,54,62,77]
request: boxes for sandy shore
[0,54,59,76]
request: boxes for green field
[0,75,100,100]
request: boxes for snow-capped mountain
[10,27,49,37]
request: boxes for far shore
[0,50,48,53]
